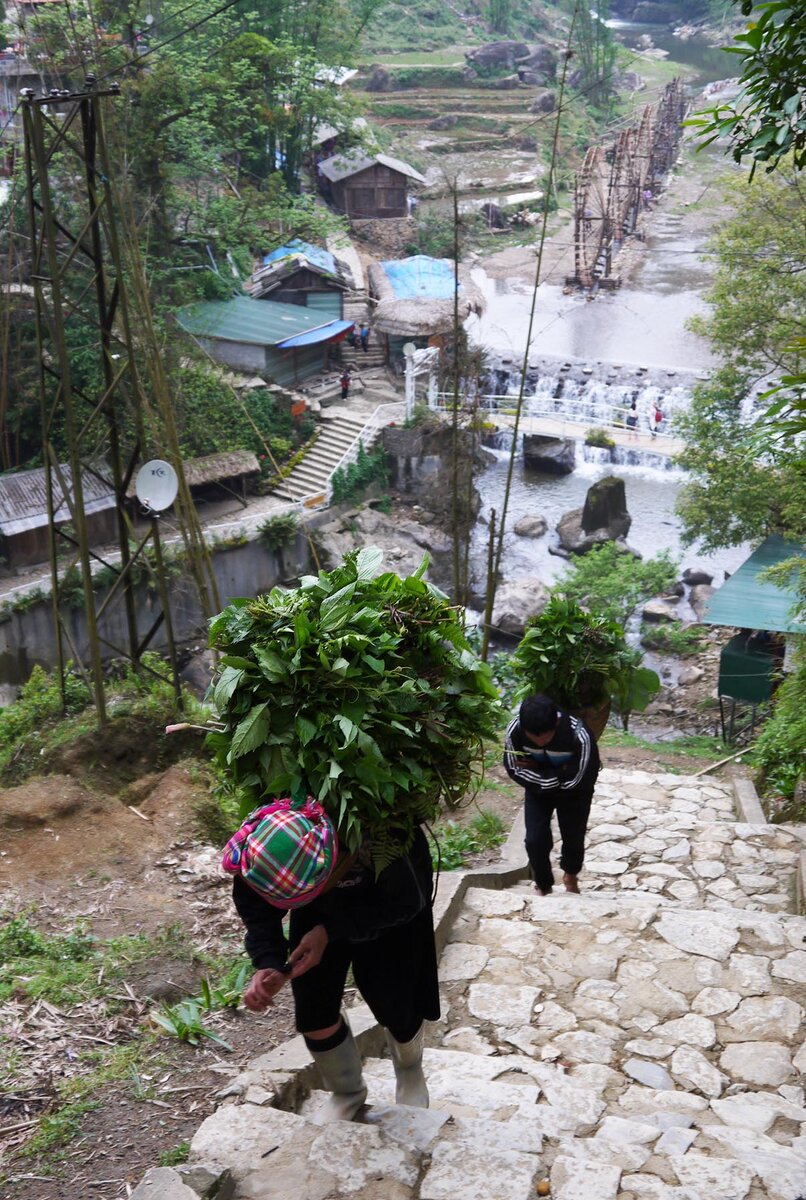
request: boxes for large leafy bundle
[206,548,500,870]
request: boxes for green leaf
[212,666,244,710]
[328,760,343,779]
[355,546,384,582]
[364,654,385,673]
[295,716,317,746]
[255,647,288,681]
[230,703,270,758]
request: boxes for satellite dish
[144,12,155,23]
[403,342,415,357]
[135,459,178,513]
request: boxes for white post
[403,342,416,423]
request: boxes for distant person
[340,368,351,401]
[360,325,369,353]
[346,325,358,348]
[625,398,638,439]
[650,401,663,437]
[642,187,653,210]
[503,695,600,897]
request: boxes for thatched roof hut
[367,256,486,337]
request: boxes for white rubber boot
[386,1024,429,1108]
[309,1019,368,1122]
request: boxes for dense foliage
[677,165,806,551]
[557,542,678,625]
[206,548,500,869]
[690,1,806,172]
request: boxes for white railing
[432,392,680,440]
[324,402,406,505]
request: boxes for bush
[751,653,806,818]
[0,665,91,766]
[585,427,615,449]
[640,621,706,657]
[558,542,678,625]
[330,443,389,505]
[258,512,299,552]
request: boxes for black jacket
[232,825,432,971]
[503,711,600,800]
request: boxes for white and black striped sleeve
[502,717,560,790]
[558,718,592,790]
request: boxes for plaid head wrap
[221,797,338,909]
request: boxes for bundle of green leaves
[206,548,500,870]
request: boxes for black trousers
[288,902,440,1044]
[524,787,592,892]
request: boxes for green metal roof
[702,535,806,634]
[175,295,338,346]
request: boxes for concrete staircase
[143,768,806,1200]
[271,410,372,504]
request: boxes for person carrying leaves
[224,796,437,1120]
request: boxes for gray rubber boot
[309,1019,368,1122]
[386,1024,429,1108]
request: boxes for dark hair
[519,694,558,736]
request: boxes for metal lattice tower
[21,76,219,722]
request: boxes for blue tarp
[262,239,337,276]
[381,255,457,301]
[276,319,353,349]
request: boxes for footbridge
[432,393,686,458]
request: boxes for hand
[242,968,289,1013]
[288,925,328,979]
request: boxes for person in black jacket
[228,804,438,1121]
[503,693,600,896]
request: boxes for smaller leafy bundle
[206,548,500,870]
[510,595,660,731]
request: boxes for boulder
[664,581,685,598]
[581,475,631,538]
[643,598,680,623]
[517,69,544,86]
[556,507,634,556]
[678,666,704,686]
[517,45,557,78]
[466,41,530,72]
[365,65,395,93]
[514,514,548,538]
[180,649,215,698]
[683,567,714,586]
[529,89,557,113]
[480,201,506,229]
[689,583,715,620]
[617,71,645,91]
[523,433,575,475]
[490,577,550,637]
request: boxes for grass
[159,1142,191,1167]
[600,729,726,762]
[431,808,509,870]
[640,621,707,657]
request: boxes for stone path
[143,768,806,1200]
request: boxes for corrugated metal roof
[176,296,342,346]
[276,319,352,349]
[0,463,116,537]
[318,150,426,185]
[702,535,806,634]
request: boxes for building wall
[197,336,267,373]
[334,165,409,219]
[4,509,118,569]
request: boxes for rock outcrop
[523,433,575,475]
[466,41,530,72]
[489,576,550,637]
[513,514,548,538]
[556,475,633,554]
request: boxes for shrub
[258,511,299,552]
[585,427,615,449]
[751,652,806,819]
[330,443,389,504]
[558,542,679,625]
[640,621,706,657]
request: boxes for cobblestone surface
[181,769,805,1200]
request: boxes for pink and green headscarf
[222,797,338,909]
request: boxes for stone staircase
[141,768,806,1200]
[341,288,387,370]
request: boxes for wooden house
[246,240,355,322]
[318,151,426,220]
[0,463,117,569]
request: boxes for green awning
[176,295,344,347]
[702,535,806,634]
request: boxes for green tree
[677,164,806,551]
[488,0,513,35]
[566,0,616,111]
[689,1,806,173]
[556,542,678,625]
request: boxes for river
[464,31,746,597]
